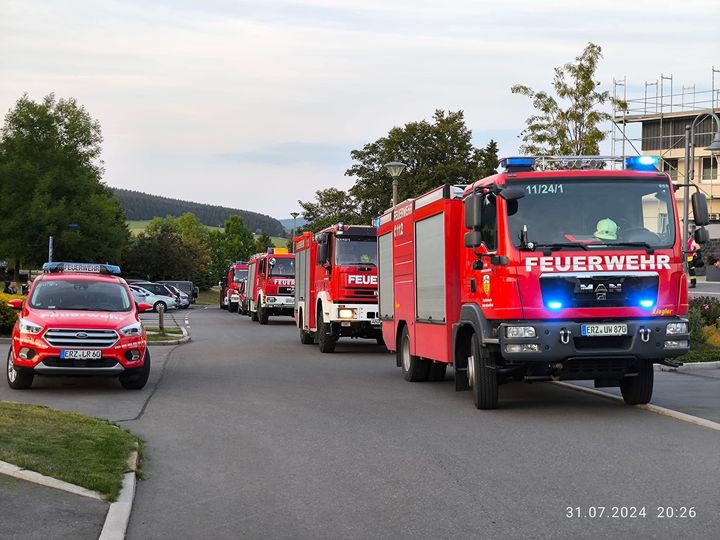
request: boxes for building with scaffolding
[612,68,720,225]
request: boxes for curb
[99,450,139,540]
[553,381,720,432]
[656,360,720,372]
[0,337,10,345]
[0,459,104,500]
[147,326,190,347]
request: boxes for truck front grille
[44,329,119,349]
[564,358,628,377]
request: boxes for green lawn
[195,288,219,306]
[677,342,720,363]
[0,402,140,501]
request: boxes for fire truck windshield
[29,280,133,311]
[233,269,248,283]
[335,237,377,266]
[269,259,295,277]
[507,178,676,249]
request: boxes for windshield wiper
[526,242,589,254]
[594,241,655,254]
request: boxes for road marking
[554,381,720,432]
[0,460,104,500]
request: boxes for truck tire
[317,310,336,353]
[399,325,430,381]
[258,306,269,325]
[228,302,238,313]
[6,349,34,390]
[119,350,151,390]
[469,334,498,409]
[620,360,654,405]
[251,304,259,321]
[427,361,448,382]
[299,312,314,344]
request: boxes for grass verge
[0,402,141,501]
[146,326,183,335]
[677,342,720,363]
[195,288,219,306]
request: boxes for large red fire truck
[377,156,709,409]
[219,261,248,312]
[294,224,381,353]
[246,248,295,324]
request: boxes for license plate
[371,318,381,326]
[581,324,628,337]
[61,349,102,360]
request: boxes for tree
[297,187,362,232]
[344,110,499,221]
[0,94,129,278]
[254,232,274,253]
[224,215,255,261]
[511,43,624,156]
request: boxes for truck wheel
[427,361,448,382]
[399,325,430,381]
[228,302,238,313]
[6,349,34,390]
[469,334,498,409]
[317,311,336,353]
[251,305,259,321]
[620,360,654,405]
[299,313,314,344]
[119,350,151,390]
[258,306,269,325]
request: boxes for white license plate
[371,318,381,326]
[61,349,102,360]
[581,324,628,337]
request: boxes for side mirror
[694,227,710,245]
[7,299,23,310]
[692,192,709,226]
[464,231,483,248]
[499,186,526,201]
[317,242,329,266]
[464,193,482,230]
[137,302,153,312]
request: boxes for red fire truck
[294,224,381,353]
[246,248,295,324]
[219,261,248,312]
[377,156,708,409]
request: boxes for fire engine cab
[219,261,249,312]
[294,224,381,353]
[246,248,295,324]
[378,156,709,409]
[5,262,152,390]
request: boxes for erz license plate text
[581,324,627,337]
[371,318,381,325]
[61,350,102,360]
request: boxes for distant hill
[112,188,284,236]
[278,217,307,230]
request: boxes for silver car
[129,285,178,312]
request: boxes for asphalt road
[2,306,719,539]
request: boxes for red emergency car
[5,262,152,390]
[378,156,707,409]
[246,249,295,324]
[220,261,249,312]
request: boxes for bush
[688,296,720,327]
[701,326,720,347]
[0,293,22,334]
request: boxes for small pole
[683,124,692,274]
[158,303,165,333]
[48,236,54,263]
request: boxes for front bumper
[261,295,295,310]
[498,318,690,364]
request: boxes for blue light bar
[625,155,660,171]
[639,299,655,308]
[500,157,536,171]
[43,262,121,275]
[547,301,563,310]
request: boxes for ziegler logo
[348,275,378,285]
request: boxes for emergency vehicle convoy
[294,224,381,353]
[377,155,709,409]
[246,248,295,324]
[5,262,152,390]
[219,261,249,312]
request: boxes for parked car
[129,285,177,312]
[158,280,198,304]
[167,285,190,309]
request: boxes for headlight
[664,340,689,349]
[505,343,540,353]
[666,322,688,335]
[18,319,43,335]
[505,326,536,338]
[120,322,143,337]
[338,308,356,319]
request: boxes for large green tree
[0,94,129,278]
[511,43,624,156]
[297,187,362,232]
[343,110,499,222]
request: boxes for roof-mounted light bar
[500,155,662,172]
[43,262,121,275]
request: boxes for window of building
[701,156,718,182]
[662,158,678,181]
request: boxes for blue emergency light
[500,157,536,171]
[625,155,660,171]
[43,262,121,275]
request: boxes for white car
[167,285,191,309]
[130,285,177,312]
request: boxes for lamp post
[683,113,720,262]
[384,161,407,208]
[290,212,300,252]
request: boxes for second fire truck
[219,261,248,313]
[246,248,295,324]
[377,156,708,409]
[294,224,381,353]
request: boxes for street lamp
[385,161,407,208]
[290,212,300,252]
[683,112,720,253]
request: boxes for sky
[1,0,718,219]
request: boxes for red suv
[5,262,152,390]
